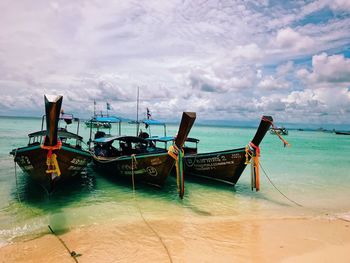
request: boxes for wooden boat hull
[335,131,350,135]
[183,116,273,186]
[12,144,91,191]
[92,152,174,187]
[183,148,247,185]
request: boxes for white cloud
[298,52,350,85]
[275,27,314,51]
[311,53,350,83]
[188,67,254,93]
[0,1,349,125]
[257,76,290,90]
[284,88,350,121]
[230,43,264,60]
[329,0,350,11]
[276,61,294,76]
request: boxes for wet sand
[1,216,349,263]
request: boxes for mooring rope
[259,163,303,207]
[48,225,81,263]
[261,116,291,147]
[13,151,80,262]
[13,149,22,203]
[258,162,350,222]
[130,154,173,263]
[131,154,137,194]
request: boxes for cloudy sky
[0,0,350,126]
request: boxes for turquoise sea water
[0,116,349,245]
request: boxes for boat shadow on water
[9,167,97,235]
[184,175,295,208]
[92,169,215,216]
[13,167,96,209]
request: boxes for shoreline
[1,215,349,263]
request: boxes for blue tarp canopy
[129,119,166,126]
[146,136,199,143]
[94,116,121,123]
[146,136,174,142]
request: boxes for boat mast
[93,99,96,117]
[136,86,140,136]
[106,102,110,117]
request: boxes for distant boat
[85,117,112,129]
[335,131,350,135]
[10,95,91,193]
[85,100,112,129]
[316,127,334,133]
[270,127,288,135]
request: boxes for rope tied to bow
[168,144,185,199]
[41,138,62,177]
[245,142,261,191]
[261,116,291,147]
[131,154,137,193]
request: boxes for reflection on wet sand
[1,216,350,263]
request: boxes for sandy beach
[1,215,349,263]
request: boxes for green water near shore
[0,116,349,244]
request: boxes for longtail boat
[335,130,350,135]
[143,116,274,190]
[10,95,91,192]
[181,116,273,189]
[89,112,196,198]
[85,101,112,129]
[270,126,288,135]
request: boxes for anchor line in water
[14,152,79,262]
[259,163,303,207]
[13,149,22,203]
[259,163,350,219]
[130,155,173,263]
[131,154,137,195]
[48,225,80,263]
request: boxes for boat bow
[169,112,196,198]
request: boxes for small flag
[147,108,151,119]
[106,102,111,110]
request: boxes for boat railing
[36,114,82,147]
[144,136,199,153]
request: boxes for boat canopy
[128,118,167,137]
[28,129,83,140]
[94,135,148,144]
[129,119,166,126]
[146,136,199,143]
[146,136,174,142]
[94,116,121,123]
[94,135,120,143]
